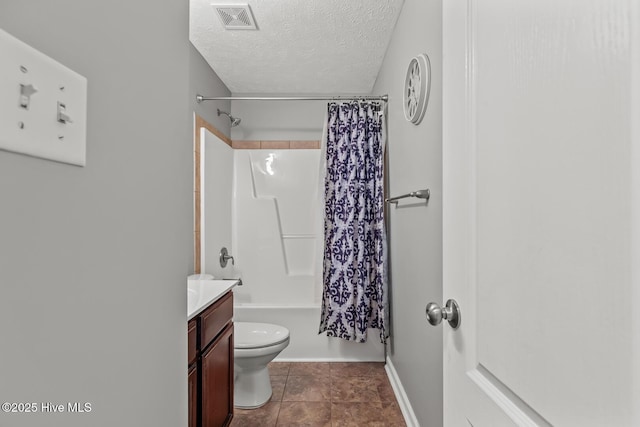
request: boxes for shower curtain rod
[196,94,388,103]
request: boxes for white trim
[274,357,385,363]
[631,1,640,425]
[385,356,419,427]
[467,368,550,427]
[199,128,207,272]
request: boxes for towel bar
[385,189,430,205]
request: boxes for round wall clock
[403,53,431,125]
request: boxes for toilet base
[234,364,272,409]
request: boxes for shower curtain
[318,101,388,343]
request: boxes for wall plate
[0,29,87,166]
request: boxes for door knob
[425,299,461,329]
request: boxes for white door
[442,1,640,426]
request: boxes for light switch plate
[0,29,87,166]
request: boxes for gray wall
[373,0,443,425]
[190,44,232,136]
[230,97,325,141]
[0,2,192,426]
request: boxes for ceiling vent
[213,4,258,30]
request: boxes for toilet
[234,322,290,409]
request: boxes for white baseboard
[276,357,385,362]
[385,356,419,427]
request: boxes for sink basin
[187,277,239,320]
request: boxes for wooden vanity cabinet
[188,291,234,427]
[188,319,198,427]
[188,364,198,427]
[202,323,234,427]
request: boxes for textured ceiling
[190,0,404,94]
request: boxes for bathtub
[233,304,385,362]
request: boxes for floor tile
[329,362,384,377]
[331,422,389,427]
[368,362,388,377]
[269,362,291,377]
[276,401,331,426]
[231,402,280,427]
[373,375,396,402]
[282,375,331,402]
[380,401,407,426]
[331,401,384,425]
[270,375,287,402]
[330,401,405,426]
[331,376,380,403]
[233,362,404,426]
[288,362,331,377]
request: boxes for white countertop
[187,278,238,321]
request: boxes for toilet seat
[235,322,290,349]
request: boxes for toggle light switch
[56,102,72,124]
[0,29,87,166]
[19,83,38,109]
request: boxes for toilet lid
[234,322,290,349]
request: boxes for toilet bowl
[234,322,290,409]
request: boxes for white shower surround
[234,304,384,361]
[231,149,385,361]
[233,149,320,305]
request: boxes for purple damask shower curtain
[319,101,388,343]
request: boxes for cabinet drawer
[200,291,233,350]
[188,319,197,366]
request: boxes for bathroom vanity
[188,279,238,427]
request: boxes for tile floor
[230,362,406,427]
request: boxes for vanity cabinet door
[201,323,234,427]
[188,319,198,365]
[188,365,198,427]
[187,319,198,427]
